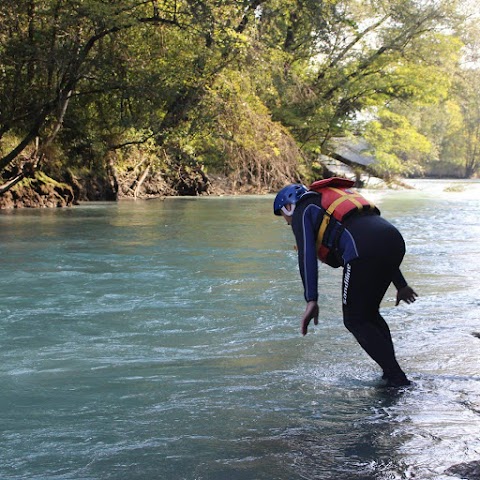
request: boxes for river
[1,179,479,480]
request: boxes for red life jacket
[309,177,378,264]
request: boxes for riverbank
[0,168,272,209]
[0,165,465,209]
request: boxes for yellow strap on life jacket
[316,187,375,247]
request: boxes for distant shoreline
[1,175,477,210]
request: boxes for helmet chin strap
[281,204,295,216]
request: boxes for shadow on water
[172,373,421,480]
[189,371,480,480]
[275,388,411,480]
[446,461,480,480]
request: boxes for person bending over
[274,179,417,388]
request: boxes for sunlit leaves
[1,0,479,187]
[364,109,433,177]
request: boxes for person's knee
[343,312,363,332]
[343,308,376,333]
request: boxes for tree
[253,0,462,163]
[365,0,480,179]
[0,1,169,181]
[0,0,264,193]
[452,69,480,177]
[364,109,433,179]
[1,0,477,203]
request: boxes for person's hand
[301,301,319,336]
[396,286,418,306]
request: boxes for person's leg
[342,259,410,386]
[373,312,396,379]
[373,312,393,343]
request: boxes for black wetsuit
[291,191,409,381]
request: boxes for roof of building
[330,137,375,166]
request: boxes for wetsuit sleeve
[292,205,320,302]
[392,268,407,290]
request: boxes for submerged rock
[446,460,480,479]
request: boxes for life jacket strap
[316,187,375,247]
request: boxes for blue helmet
[273,184,308,216]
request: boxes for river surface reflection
[0,179,479,479]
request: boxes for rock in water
[446,460,480,479]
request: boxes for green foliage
[364,109,433,178]
[183,70,305,188]
[452,68,480,177]
[1,0,479,198]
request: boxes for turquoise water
[1,179,479,479]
